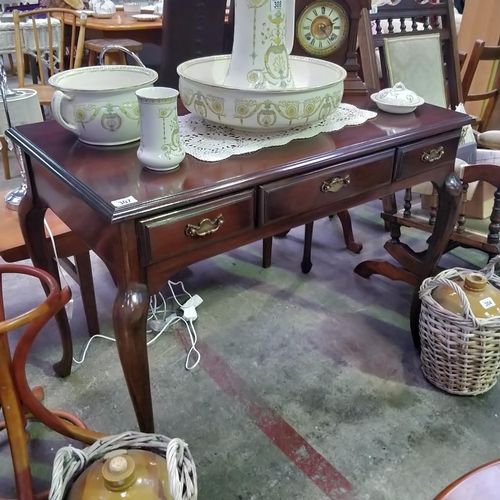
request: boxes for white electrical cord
[71,280,201,369]
[44,218,74,322]
[44,219,202,370]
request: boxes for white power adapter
[183,306,198,321]
[181,294,203,310]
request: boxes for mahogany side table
[7,94,471,432]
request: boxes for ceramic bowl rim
[177,54,347,94]
[370,92,425,108]
[48,65,158,93]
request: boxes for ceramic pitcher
[136,87,185,172]
[224,0,295,90]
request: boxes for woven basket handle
[481,255,500,287]
[419,273,476,323]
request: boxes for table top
[58,10,162,31]
[8,94,471,223]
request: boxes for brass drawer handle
[421,146,444,163]
[185,214,225,238]
[321,175,350,193]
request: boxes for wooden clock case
[292,0,372,94]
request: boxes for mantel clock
[293,0,372,94]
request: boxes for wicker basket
[419,255,500,395]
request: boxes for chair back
[461,39,500,131]
[159,0,229,88]
[13,8,87,87]
[358,0,463,108]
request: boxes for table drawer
[138,191,255,265]
[258,150,394,226]
[394,131,460,181]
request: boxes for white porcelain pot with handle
[49,48,158,146]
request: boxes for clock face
[296,1,349,57]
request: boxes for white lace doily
[179,103,377,162]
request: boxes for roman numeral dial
[296,1,349,57]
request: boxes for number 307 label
[480,297,496,309]
[111,195,138,208]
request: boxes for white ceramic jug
[224,0,295,90]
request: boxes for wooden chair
[13,7,87,106]
[0,263,103,499]
[355,0,500,287]
[85,38,143,65]
[0,195,100,378]
[462,39,500,132]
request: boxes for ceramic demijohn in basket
[67,449,174,500]
[224,0,295,90]
[419,256,500,396]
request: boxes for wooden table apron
[7,95,471,433]
[57,11,162,46]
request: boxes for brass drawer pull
[185,214,225,238]
[421,146,444,163]
[321,175,350,193]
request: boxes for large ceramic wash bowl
[177,55,347,131]
[49,65,158,146]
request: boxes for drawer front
[139,191,255,265]
[394,131,460,181]
[258,150,394,226]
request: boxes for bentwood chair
[13,7,87,105]
[0,264,103,499]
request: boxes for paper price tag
[369,6,378,13]
[271,0,282,11]
[480,297,496,310]
[111,195,138,208]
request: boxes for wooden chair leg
[382,194,397,231]
[301,222,314,274]
[60,252,99,337]
[262,237,272,268]
[74,252,99,337]
[7,53,16,76]
[354,259,418,285]
[337,210,363,253]
[0,136,11,180]
[23,54,30,75]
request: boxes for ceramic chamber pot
[49,65,158,146]
[177,55,346,131]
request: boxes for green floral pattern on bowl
[74,101,140,132]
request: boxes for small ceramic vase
[136,87,185,172]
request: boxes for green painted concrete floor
[0,167,499,500]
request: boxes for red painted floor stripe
[196,340,353,500]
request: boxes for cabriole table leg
[112,283,154,433]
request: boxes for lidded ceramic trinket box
[371,82,425,114]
